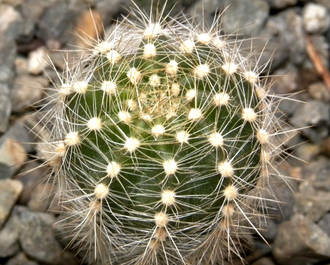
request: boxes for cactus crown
[39,2,284,265]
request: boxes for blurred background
[0,0,330,264]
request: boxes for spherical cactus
[39,4,285,265]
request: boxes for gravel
[303,2,330,34]
[0,139,27,179]
[273,214,330,265]
[0,180,23,229]
[1,0,330,264]
[222,0,270,36]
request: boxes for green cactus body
[42,4,280,265]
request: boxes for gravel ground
[1,0,330,264]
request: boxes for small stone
[16,0,47,41]
[14,56,28,74]
[95,0,127,25]
[262,171,296,223]
[320,136,330,157]
[0,138,27,179]
[57,250,80,265]
[189,0,224,26]
[245,241,272,264]
[28,183,60,212]
[10,75,48,112]
[16,160,47,205]
[17,206,62,265]
[283,9,306,65]
[223,0,269,36]
[27,47,49,75]
[47,50,67,71]
[0,84,11,133]
[318,213,330,237]
[255,218,278,242]
[273,214,330,265]
[294,182,330,222]
[277,124,301,150]
[0,5,21,90]
[0,39,16,83]
[303,3,330,34]
[251,257,275,265]
[291,100,330,144]
[2,117,39,153]
[36,0,89,45]
[5,252,39,265]
[270,65,298,94]
[0,4,23,39]
[72,10,103,49]
[308,82,330,102]
[0,179,23,229]
[0,206,21,258]
[299,157,330,192]
[294,143,320,162]
[260,9,306,68]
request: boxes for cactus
[38,3,287,265]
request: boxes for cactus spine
[39,3,284,265]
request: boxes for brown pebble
[73,10,104,49]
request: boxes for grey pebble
[303,2,330,34]
[15,0,47,42]
[0,207,21,258]
[291,100,330,143]
[17,206,63,265]
[36,0,89,45]
[5,252,39,265]
[95,0,127,24]
[246,241,273,264]
[0,4,23,40]
[0,84,12,133]
[294,143,321,162]
[263,8,306,66]
[0,5,21,83]
[318,213,330,237]
[27,47,50,75]
[14,56,28,75]
[255,218,278,242]
[0,179,23,229]
[2,117,39,154]
[299,156,330,192]
[222,0,269,37]
[273,214,330,265]
[270,64,298,95]
[294,182,330,222]
[0,4,23,132]
[10,74,48,113]
[261,173,296,223]
[280,9,306,65]
[251,257,275,265]
[0,137,27,179]
[0,36,16,87]
[28,183,61,213]
[16,160,48,205]
[189,0,225,26]
[308,82,330,102]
